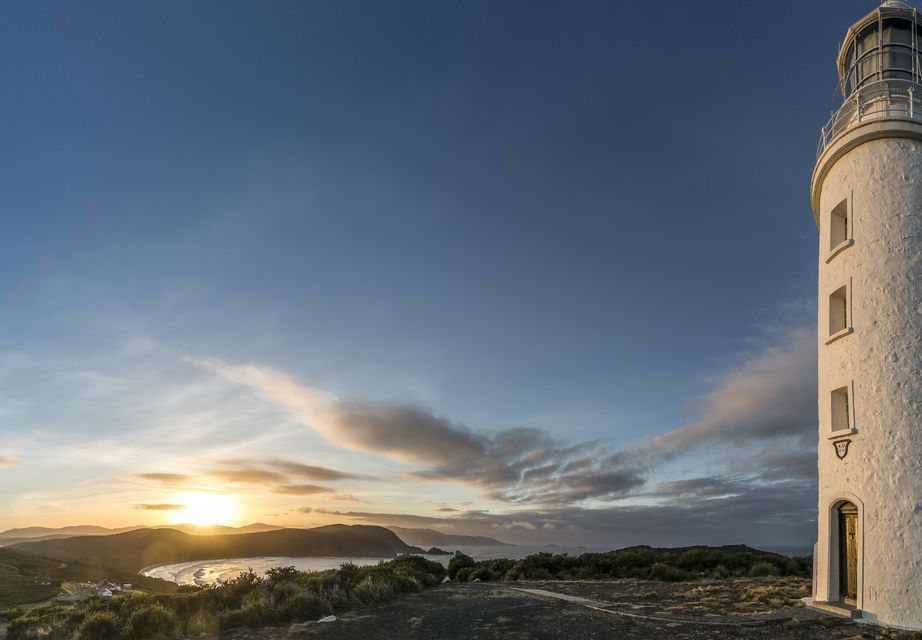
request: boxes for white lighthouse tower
[811,0,922,628]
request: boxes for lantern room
[837,1,922,95]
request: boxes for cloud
[207,468,289,485]
[327,493,368,503]
[655,476,748,498]
[134,503,185,511]
[131,458,365,497]
[270,483,333,495]
[329,403,490,468]
[259,458,374,481]
[134,473,194,483]
[750,447,817,482]
[650,329,816,456]
[192,326,817,533]
[0,457,17,467]
[194,358,644,505]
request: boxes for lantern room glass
[842,17,922,95]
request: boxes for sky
[0,0,876,548]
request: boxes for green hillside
[0,548,176,608]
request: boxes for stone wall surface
[817,137,922,628]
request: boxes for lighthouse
[810,0,922,628]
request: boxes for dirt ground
[223,578,922,640]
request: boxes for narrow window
[830,199,849,252]
[829,285,850,337]
[831,386,851,432]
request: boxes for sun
[171,493,237,526]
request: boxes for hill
[13,525,422,573]
[0,522,282,547]
[0,547,176,608]
[387,526,512,547]
[0,525,141,547]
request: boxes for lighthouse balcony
[818,78,922,157]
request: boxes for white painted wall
[815,136,922,628]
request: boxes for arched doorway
[838,501,859,603]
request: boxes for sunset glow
[171,493,237,527]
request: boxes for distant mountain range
[0,523,513,549]
[0,522,281,545]
[11,524,422,573]
[387,526,512,547]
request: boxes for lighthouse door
[838,502,858,602]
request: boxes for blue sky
[0,1,873,546]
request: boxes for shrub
[469,567,492,582]
[336,563,361,590]
[6,617,38,640]
[503,565,523,581]
[281,592,326,622]
[175,585,203,594]
[265,566,299,587]
[78,611,121,640]
[648,563,689,582]
[352,577,394,604]
[747,562,778,577]
[324,585,352,611]
[782,558,804,576]
[124,604,182,640]
[270,581,298,606]
[447,552,476,580]
[184,611,219,637]
[245,598,275,628]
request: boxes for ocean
[140,545,599,586]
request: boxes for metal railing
[817,79,922,158]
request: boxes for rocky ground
[223,578,922,640]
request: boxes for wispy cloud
[135,503,185,511]
[649,328,816,456]
[231,458,374,482]
[134,473,195,484]
[269,484,333,496]
[0,457,17,467]
[131,458,371,499]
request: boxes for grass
[0,548,176,610]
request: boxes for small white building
[810,0,922,629]
[92,581,121,597]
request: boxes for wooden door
[838,502,858,601]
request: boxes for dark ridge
[13,525,423,573]
[386,526,513,547]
